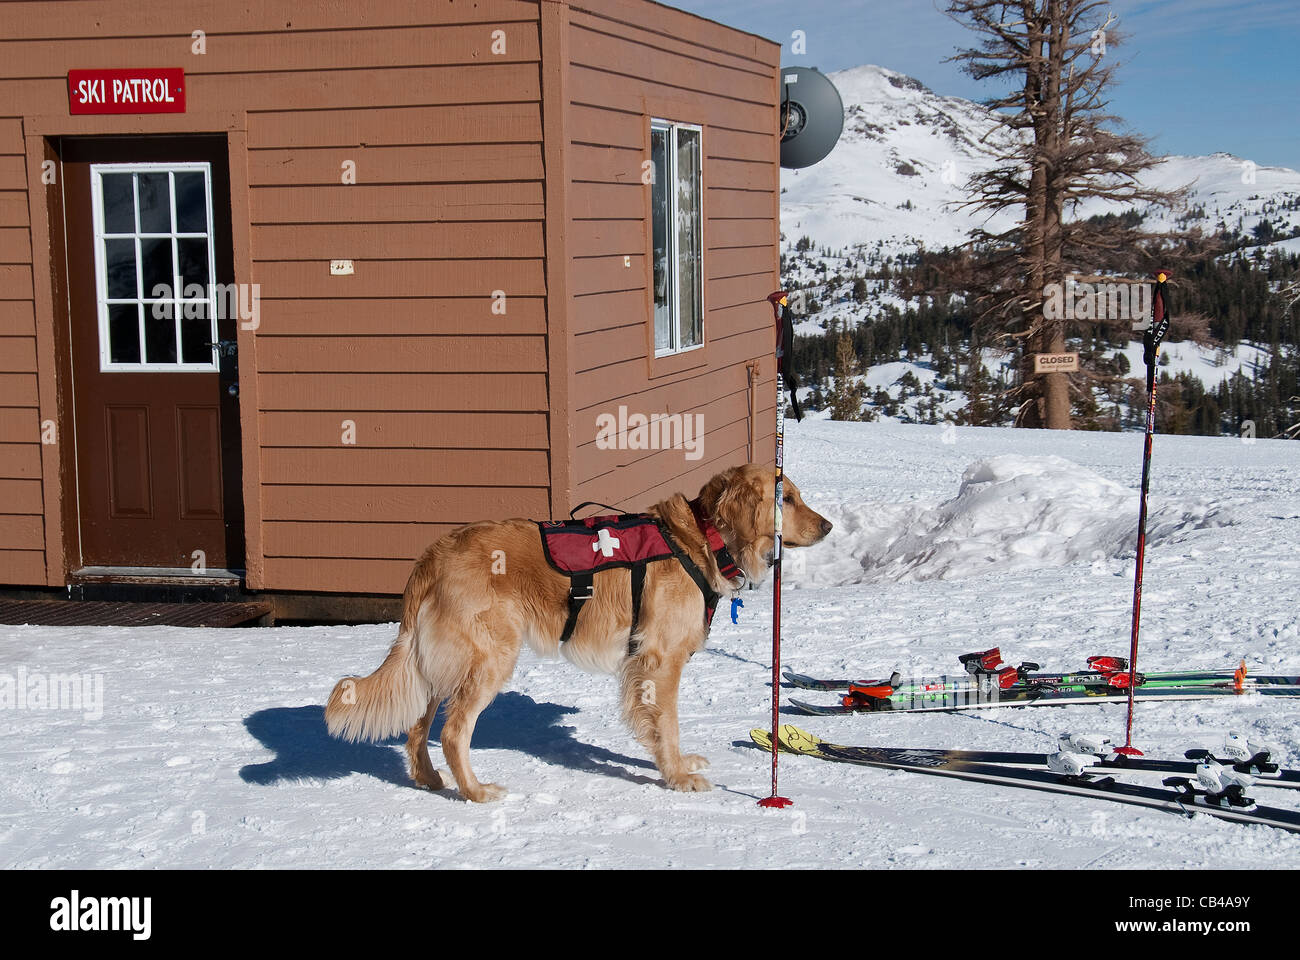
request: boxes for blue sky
[668,0,1299,169]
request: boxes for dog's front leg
[621,650,711,792]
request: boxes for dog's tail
[325,575,436,742]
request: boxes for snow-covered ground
[2,421,1298,868]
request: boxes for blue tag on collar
[730,597,744,624]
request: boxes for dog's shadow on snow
[238,692,659,792]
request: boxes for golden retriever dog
[324,463,831,802]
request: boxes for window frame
[649,118,705,359]
[89,161,220,373]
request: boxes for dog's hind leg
[405,697,445,790]
[441,680,509,803]
[439,630,519,803]
[621,649,711,793]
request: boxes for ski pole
[760,290,796,808]
[1116,271,1172,757]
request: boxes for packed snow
[2,421,1298,868]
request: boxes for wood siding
[0,108,44,585]
[563,0,781,511]
[0,0,550,593]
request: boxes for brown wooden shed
[0,0,782,612]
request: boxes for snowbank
[789,454,1235,585]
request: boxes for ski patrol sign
[68,68,186,115]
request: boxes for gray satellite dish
[778,67,844,169]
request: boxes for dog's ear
[697,467,732,518]
[707,466,761,539]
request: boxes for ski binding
[1048,751,1101,778]
[1163,775,1257,812]
[1059,732,1112,755]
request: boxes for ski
[748,729,1298,787]
[749,726,1300,833]
[787,682,1300,716]
[783,665,1300,693]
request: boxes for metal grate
[0,600,272,628]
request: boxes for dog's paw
[666,772,713,793]
[410,767,446,791]
[463,782,508,803]
[681,754,710,773]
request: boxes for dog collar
[688,497,744,586]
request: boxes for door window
[90,163,218,372]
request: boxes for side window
[90,163,218,372]
[650,120,703,355]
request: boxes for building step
[0,599,273,628]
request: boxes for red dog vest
[538,502,740,653]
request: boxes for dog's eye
[783,493,794,504]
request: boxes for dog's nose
[820,517,833,537]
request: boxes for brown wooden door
[62,137,244,570]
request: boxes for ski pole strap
[1143,271,1172,387]
[779,302,803,421]
[768,290,804,422]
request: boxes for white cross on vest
[593,528,621,557]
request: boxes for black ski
[749,728,1298,787]
[752,726,1300,833]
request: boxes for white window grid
[89,161,219,373]
[651,119,704,358]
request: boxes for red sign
[68,68,186,115]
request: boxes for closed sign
[1035,352,1080,374]
[68,68,186,115]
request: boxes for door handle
[206,339,238,358]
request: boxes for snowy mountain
[779,65,1300,430]
[780,65,1300,262]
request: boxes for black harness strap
[629,563,646,656]
[556,564,647,655]
[656,521,723,629]
[558,566,649,656]
[559,572,594,645]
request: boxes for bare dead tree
[1277,398,1300,440]
[1279,278,1300,316]
[1273,281,1300,438]
[944,0,1197,429]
